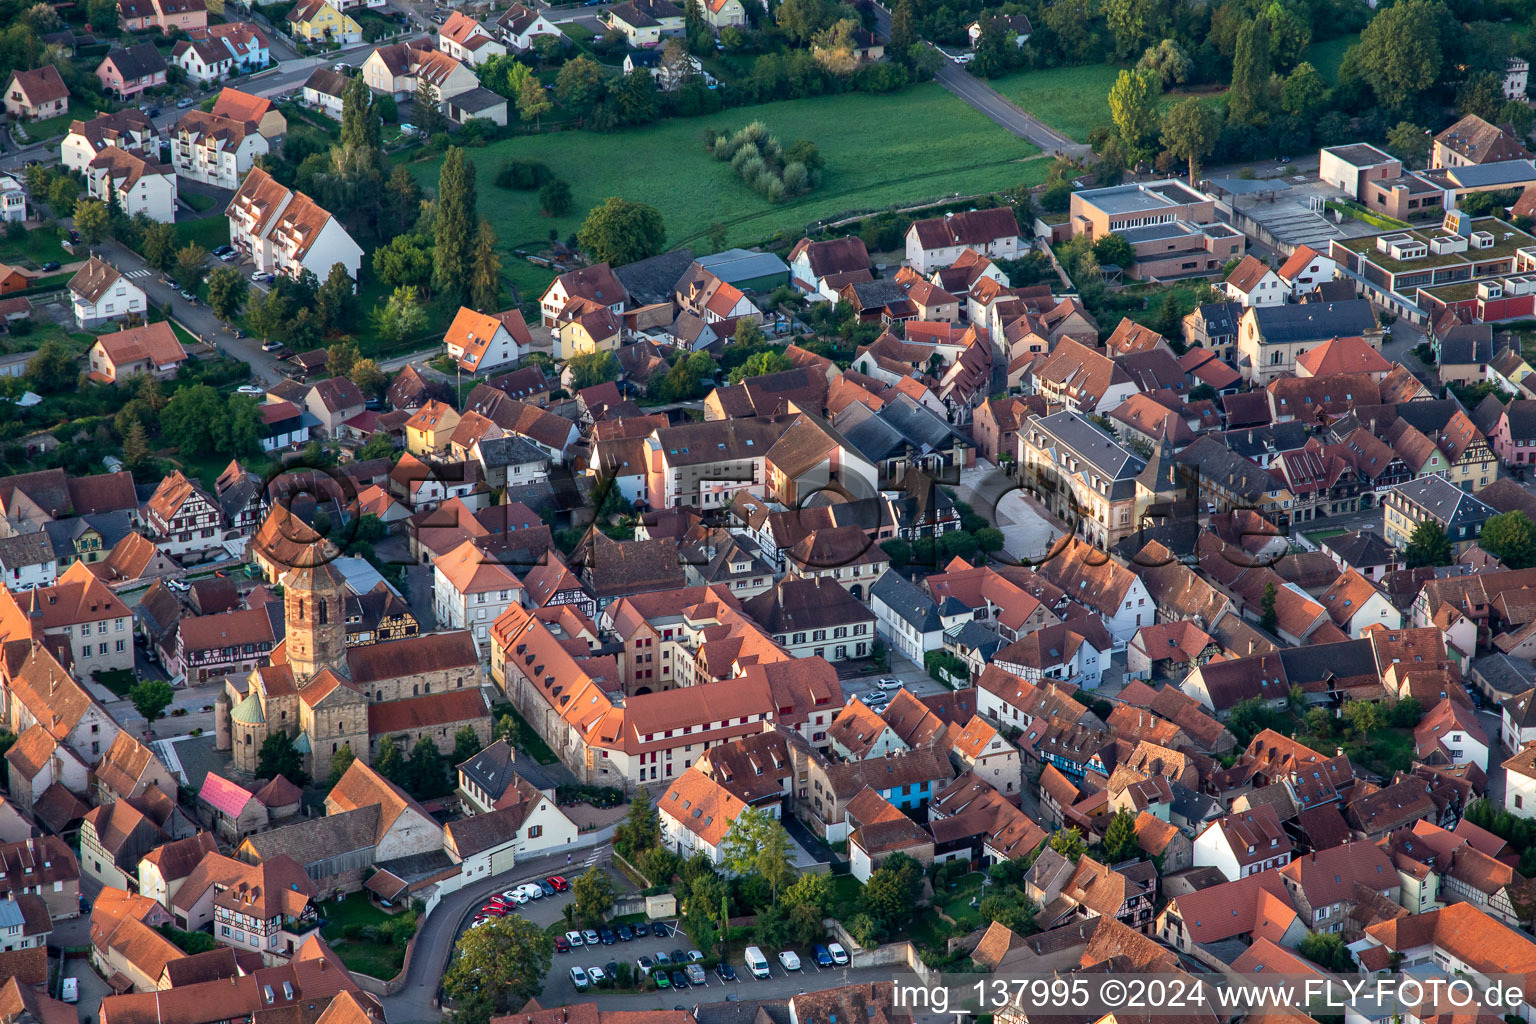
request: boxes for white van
[61,979,78,1004]
[744,945,771,979]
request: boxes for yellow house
[702,0,747,28]
[287,0,363,44]
[558,303,622,359]
[405,399,461,457]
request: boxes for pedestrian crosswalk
[124,268,153,279]
[579,844,608,868]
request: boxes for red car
[554,935,571,953]
[547,876,569,892]
[480,903,507,916]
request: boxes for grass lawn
[320,893,408,978]
[0,223,66,269]
[1304,527,1348,545]
[1,322,96,358]
[174,216,231,254]
[94,669,137,698]
[183,192,217,212]
[407,85,1046,252]
[492,703,560,764]
[991,65,1228,144]
[1303,33,1358,85]
[15,103,103,145]
[933,872,986,930]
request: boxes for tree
[122,420,151,469]
[434,148,478,304]
[975,526,1005,554]
[555,57,608,120]
[1104,0,1168,61]
[1092,233,1134,268]
[1050,827,1085,861]
[452,726,481,764]
[718,807,794,898]
[340,75,382,152]
[442,916,554,1023]
[1342,698,1379,737]
[568,350,620,391]
[375,735,404,783]
[141,221,178,271]
[578,197,666,266]
[1228,17,1273,125]
[1108,69,1161,163]
[517,74,553,130]
[372,286,428,344]
[470,219,502,312]
[161,384,225,456]
[74,198,110,245]
[1405,519,1453,568]
[330,743,356,785]
[540,178,572,217]
[415,76,447,138]
[206,266,249,320]
[782,871,831,913]
[1161,97,1222,183]
[775,0,839,45]
[1354,0,1447,108]
[571,866,616,925]
[1102,808,1139,862]
[27,341,78,393]
[1277,61,1328,118]
[887,0,914,52]
[1387,121,1431,167]
[327,338,360,380]
[257,731,309,787]
[727,349,793,384]
[969,13,1014,78]
[613,787,660,859]
[1481,510,1536,568]
[315,263,358,334]
[385,165,423,235]
[129,679,174,736]
[175,243,209,286]
[1259,581,1278,633]
[372,235,433,289]
[352,358,386,399]
[858,852,923,937]
[1298,931,1354,973]
[406,736,448,797]
[1136,39,1189,87]
[1263,0,1311,71]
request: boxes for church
[222,558,494,779]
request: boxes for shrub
[495,159,553,190]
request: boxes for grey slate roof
[870,571,941,633]
[0,532,52,571]
[1030,410,1145,500]
[474,435,548,469]
[1321,529,1395,570]
[241,804,380,870]
[1249,300,1377,344]
[695,248,790,286]
[832,394,965,463]
[613,248,696,305]
[1388,475,1495,531]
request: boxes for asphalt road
[868,2,1091,160]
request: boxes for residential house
[495,3,561,49]
[1384,475,1495,555]
[3,68,67,121]
[94,44,168,99]
[86,322,187,384]
[117,0,207,34]
[1432,114,1532,169]
[287,0,362,44]
[226,167,363,284]
[602,0,685,46]
[438,11,506,63]
[86,147,176,224]
[144,471,224,560]
[172,109,269,190]
[67,258,146,329]
[1223,255,1285,307]
[1192,805,1293,881]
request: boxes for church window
[298,599,306,620]
[424,683,431,694]
[318,600,328,626]
[413,684,419,696]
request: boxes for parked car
[633,922,652,937]
[588,966,607,985]
[582,929,600,946]
[636,956,656,977]
[860,690,884,704]
[554,936,571,953]
[179,289,195,301]
[598,927,616,945]
[654,970,671,989]
[565,931,585,948]
[813,944,833,968]
[251,271,274,283]
[670,970,688,990]
[60,979,77,1004]
[39,261,59,272]
[570,966,589,991]
[547,876,569,891]
[261,339,283,352]
[685,964,705,986]
[827,942,849,965]
[519,883,544,900]
[213,245,236,261]
[717,963,737,982]
[480,903,506,916]
[778,950,801,971]
[616,924,635,942]
[876,677,902,690]
[236,384,265,396]
[176,97,196,107]
[686,950,704,963]
[503,889,529,904]
[537,879,557,898]
[670,949,686,964]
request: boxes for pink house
[95,43,168,99]
[1490,400,1536,466]
[118,0,208,34]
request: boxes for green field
[1303,33,1358,85]
[992,65,1228,144]
[407,85,1047,252]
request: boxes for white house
[87,147,177,224]
[1318,569,1401,638]
[171,110,269,190]
[1502,687,1536,753]
[658,767,747,865]
[1503,745,1536,818]
[1222,255,1285,307]
[60,110,160,173]
[967,13,1030,47]
[1276,244,1337,298]
[904,208,1022,274]
[439,11,506,64]
[0,533,57,590]
[495,2,561,48]
[443,781,579,879]
[226,166,363,284]
[300,67,348,120]
[433,539,526,658]
[444,306,529,375]
[870,571,945,662]
[1414,698,1489,771]
[0,174,23,223]
[1505,57,1529,100]
[173,37,234,82]
[68,258,146,329]
[1192,807,1293,882]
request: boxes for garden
[319,891,419,979]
